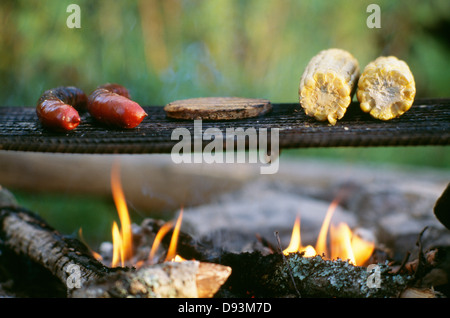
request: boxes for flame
[165,208,184,262]
[283,215,301,255]
[98,160,187,268]
[330,222,356,265]
[284,200,375,266]
[110,161,133,267]
[283,215,315,257]
[148,220,174,264]
[104,160,373,269]
[315,198,339,257]
[112,221,124,267]
[146,208,185,264]
[350,230,375,266]
[173,255,186,262]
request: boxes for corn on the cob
[357,56,416,121]
[299,49,360,125]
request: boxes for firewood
[196,262,233,298]
[0,205,112,291]
[70,261,231,298]
[136,217,446,298]
[214,251,419,298]
[0,204,231,298]
[399,287,437,298]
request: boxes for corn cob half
[357,56,416,121]
[299,49,360,125]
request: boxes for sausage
[88,83,147,129]
[36,86,88,131]
[97,83,131,99]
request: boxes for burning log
[70,261,231,298]
[137,217,447,298]
[0,194,231,298]
[1,185,447,298]
[212,251,410,298]
[213,248,448,298]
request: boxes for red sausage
[36,86,87,131]
[88,83,147,129]
[97,83,131,99]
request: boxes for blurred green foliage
[1,0,449,106]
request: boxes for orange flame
[148,220,174,264]
[330,222,356,265]
[283,215,315,257]
[146,208,186,265]
[315,198,339,257]
[350,230,375,266]
[165,208,184,262]
[110,161,133,267]
[284,200,375,266]
[112,221,124,267]
[105,160,373,269]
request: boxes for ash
[178,159,450,262]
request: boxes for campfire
[96,160,187,268]
[282,199,375,267]
[0,158,449,299]
[95,162,376,270]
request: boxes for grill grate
[0,98,449,154]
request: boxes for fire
[148,220,174,264]
[330,222,356,265]
[108,161,186,268]
[165,208,184,262]
[104,160,372,269]
[283,199,375,266]
[147,208,186,264]
[315,198,339,257]
[110,161,133,267]
[112,221,124,267]
[283,215,315,257]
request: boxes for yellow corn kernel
[299,49,360,125]
[357,56,416,121]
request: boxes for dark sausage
[36,86,87,131]
[88,83,147,129]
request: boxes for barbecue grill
[0,98,448,153]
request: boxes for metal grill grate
[0,98,449,154]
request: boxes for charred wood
[0,200,231,298]
[138,218,214,260]
[136,217,447,298]
[212,251,416,298]
[0,190,231,298]
[1,187,447,298]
